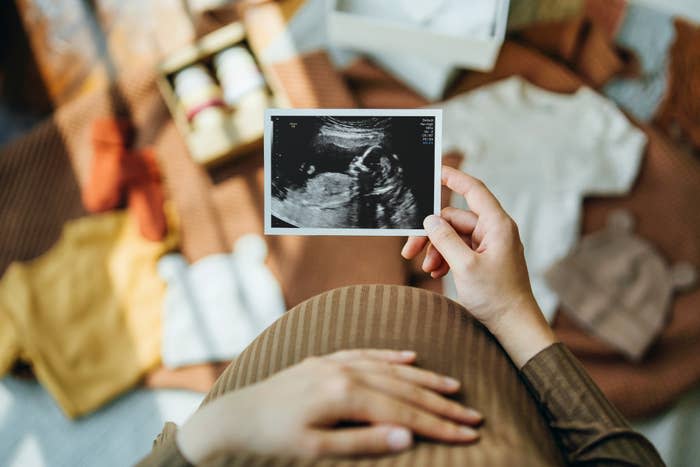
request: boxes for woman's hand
[177,349,482,463]
[402,166,556,368]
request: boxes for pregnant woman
[139,167,662,466]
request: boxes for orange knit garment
[82,117,167,241]
[656,19,700,151]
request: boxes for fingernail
[459,426,479,439]
[400,243,409,257]
[465,408,483,422]
[400,350,416,359]
[443,377,460,389]
[423,215,442,231]
[387,428,412,451]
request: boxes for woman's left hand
[177,349,482,462]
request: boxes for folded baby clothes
[519,17,625,88]
[158,234,285,368]
[546,210,697,361]
[439,76,647,322]
[0,210,177,418]
[82,117,168,242]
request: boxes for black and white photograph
[264,109,442,236]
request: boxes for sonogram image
[269,115,436,230]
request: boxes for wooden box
[157,22,286,166]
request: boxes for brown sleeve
[521,343,665,466]
[135,422,192,467]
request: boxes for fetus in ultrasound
[347,145,419,228]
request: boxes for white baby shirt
[439,76,647,322]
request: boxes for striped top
[137,285,663,466]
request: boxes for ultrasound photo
[264,109,442,235]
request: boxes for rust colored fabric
[519,18,625,88]
[83,118,133,212]
[126,147,168,242]
[584,0,628,39]
[553,126,700,418]
[655,18,700,151]
[138,285,661,467]
[448,41,584,97]
[83,118,167,241]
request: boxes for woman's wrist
[483,297,557,369]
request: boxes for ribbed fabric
[519,18,625,88]
[522,344,663,466]
[140,285,659,466]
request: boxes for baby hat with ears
[545,210,697,361]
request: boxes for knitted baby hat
[546,210,697,361]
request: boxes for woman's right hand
[401,166,557,368]
[177,349,482,463]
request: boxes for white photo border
[264,108,442,236]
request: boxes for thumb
[424,215,475,269]
[310,425,412,457]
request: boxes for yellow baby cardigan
[0,210,177,418]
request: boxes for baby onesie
[439,76,646,321]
